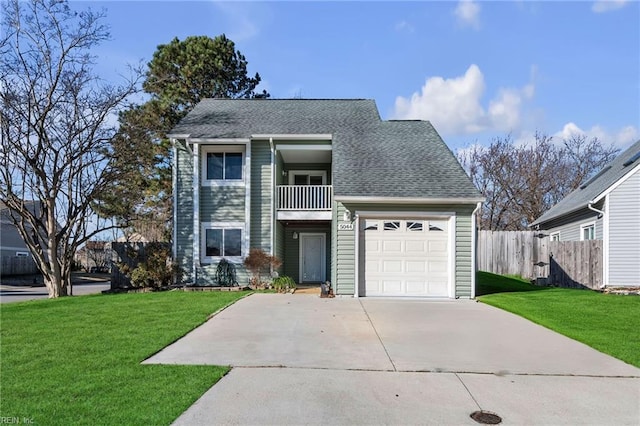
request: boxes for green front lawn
[0,291,249,425]
[477,271,640,368]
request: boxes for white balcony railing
[277,185,332,211]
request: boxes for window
[201,146,245,186]
[550,232,560,241]
[580,223,595,241]
[364,220,378,231]
[202,223,244,261]
[428,220,447,232]
[383,221,401,231]
[206,152,242,180]
[15,251,29,257]
[407,221,424,231]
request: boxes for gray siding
[608,169,640,286]
[175,141,194,282]
[540,204,603,241]
[200,186,245,222]
[333,202,476,298]
[333,202,355,295]
[250,141,272,251]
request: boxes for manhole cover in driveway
[470,410,502,424]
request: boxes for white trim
[245,143,251,259]
[276,144,332,151]
[354,211,455,219]
[269,137,275,257]
[288,170,327,185]
[354,214,360,298]
[299,233,326,283]
[171,139,178,261]
[193,143,200,273]
[188,138,251,144]
[448,216,456,299]
[470,202,481,299]
[603,196,610,287]
[200,222,246,264]
[335,196,484,204]
[253,134,332,141]
[579,221,596,241]
[592,163,640,204]
[200,145,247,187]
[277,211,333,221]
[550,232,561,241]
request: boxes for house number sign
[338,222,354,231]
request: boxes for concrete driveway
[145,294,640,425]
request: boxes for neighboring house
[0,201,40,275]
[531,139,640,288]
[168,99,483,298]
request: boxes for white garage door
[363,219,450,297]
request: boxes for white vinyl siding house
[532,140,640,288]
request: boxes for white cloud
[454,0,481,29]
[592,0,628,13]
[392,64,535,135]
[555,122,638,148]
[395,20,415,33]
[213,2,269,41]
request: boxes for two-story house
[168,99,483,298]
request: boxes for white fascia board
[591,163,640,204]
[187,138,251,144]
[252,134,332,141]
[276,144,332,151]
[354,210,456,219]
[167,133,190,139]
[277,211,332,221]
[334,196,485,204]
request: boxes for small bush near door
[243,248,282,288]
[273,276,296,293]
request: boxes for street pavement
[0,274,110,303]
[144,294,640,425]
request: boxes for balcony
[276,185,332,220]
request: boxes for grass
[0,291,249,425]
[477,271,640,368]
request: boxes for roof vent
[580,165,611,189]
[623,151,640,167]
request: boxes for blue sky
[80,0,639,152]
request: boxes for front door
[300,233,326,283]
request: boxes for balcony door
[289,170,326,186]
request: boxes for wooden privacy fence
[478,231,603,289]
[1,255,39,276]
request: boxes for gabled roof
[531,139,640,226]
[169,98,482,202]
[168,99,381,138]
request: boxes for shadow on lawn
[476,271,551,296]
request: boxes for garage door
[363,218,450,297]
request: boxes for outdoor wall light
[343,210,352,221]
[293,231,298,239]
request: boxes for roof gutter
[334,196,485,204]
[587,200,605,219]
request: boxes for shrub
[216,258,238,287]
[243,248,282,288]
[123,242,181,288]
[273,275,296,293]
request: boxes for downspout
[471,202,482,299]
[269,137,275,258]
[171,139,178,262]
[587,200,607,288]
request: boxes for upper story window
[550,232,560,241]
[207,152,242,180]
[201,145,245,186]
[580,223,595,240]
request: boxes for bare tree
[0,0,140,297]
[459,133,619,230]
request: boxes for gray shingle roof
[531,139,640,226]
[169,99,482,201]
